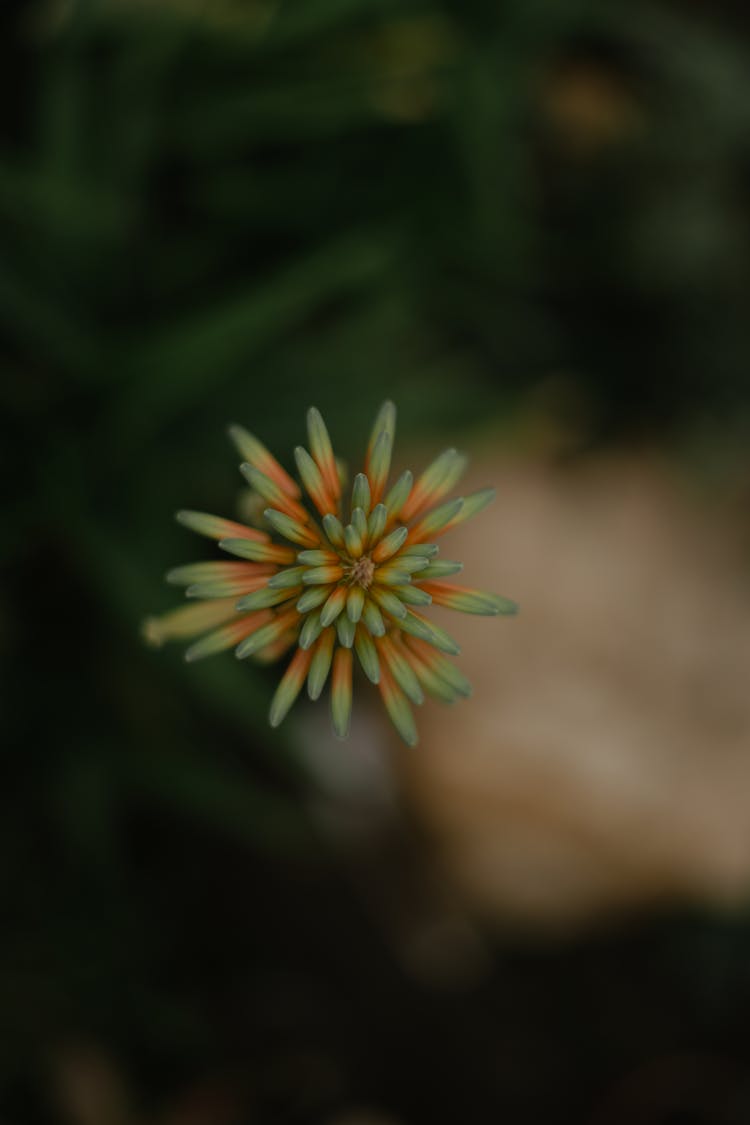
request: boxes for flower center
[349,554,375,589]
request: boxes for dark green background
[3,1,750,1122]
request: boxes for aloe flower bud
[143,403,517,745]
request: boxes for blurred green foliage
[3,0,750,1121]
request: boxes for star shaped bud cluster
[143,402,517,745]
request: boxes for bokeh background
[4,0,750,1122]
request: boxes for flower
[143,402,517,745]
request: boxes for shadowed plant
[144,403,517,744]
